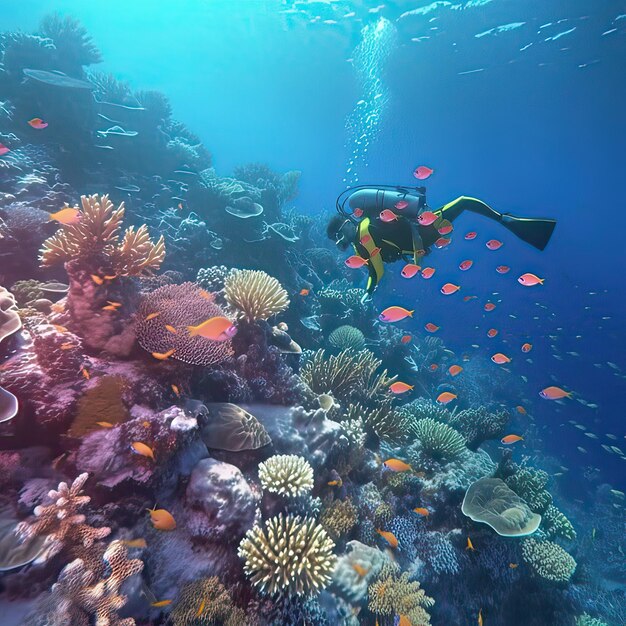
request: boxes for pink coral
[136,282,234,366]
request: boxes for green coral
[411,418,466,461]
[328,325,366,352]
[505,468,553,514]
[521,538,576,583]
[397,398,451,424]
[541,505,576,541]
[10,279,44,307]
[575,613,608,626]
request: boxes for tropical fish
[501,434,523,444]
[484,302,496,311]
[28,117,48,129]
[171,384,180,397]
[424,322,439,333]
[152,349,176,360]
[389,382,413,395]
[448,365,463,376]
[81,367,90,380]
[465,231,477,240]
[487,328,498,338]
[437,220,453,235]
[478,608,483,626]
[509,563,518,569]
[540,386,572,400]
[437,391,457,404]
[131,442,155,460]
[353,207,363,218]
[429,364,438,371]
[518,272,544,286]
[421,267,436,279]
[413,165,433,180]
[466,536,476,551]
[188,317,237,341]
[379,306,413,323]
[459,260,473,271]
[463,295,477,301]
[198,289,213,300]
[401,263,421,279]
[0,143,10,156]
[417,211,438,226]
[102,305,118,311]
[516,406,527,415]
[521,343,532,352]
[103,274,117,281]
[95,421,114,428]
[434,237,451,249]
[60,342,76,350]
[144,312,161,321]
[151,600,173,608]
[376,529,398,548]
[196,598,206,617]
[345,255,369,268]
[299,288,310,296]
[147,506,176,531]
[124,538,148,548]
[384,459,412,472]
[401,335,412,344]
[441,283,460,295]
[491,353,511,364]
[486,239,503,250]
[395,200,409,210]
[91,274,104,285]
[318,394,334,411]
[107,301,122,308]
[49,207,81,225]
[413,507,429,516]
[379,209,398,222]
[352,564,369,577]
[327,479,343,487]
[496,265,510,274]
[370,247,381,258]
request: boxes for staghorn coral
[505,467,553,514]
[238,514,336,597]
[541,504,576,541]
[320,498,358,539]
[136,282,234,366]
[39,194,165,275]
[258,454,314,498]
[328,325,366,351]
[368,564,434,625]
[170,576,240,626]
[521,538,577,582]
[411,418,467,461]
[224,269,289,322]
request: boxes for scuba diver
[328,185,556,297]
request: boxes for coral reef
[521,538,577,583]
[258,454,314,497]
[328,325,366,351]
[224,269,290,322]
[411,417,467,461]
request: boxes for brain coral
[258,454,314,497]
[136,282,234,366]
[224,269,289,321]
[521,538,577,582]
[238,514,336,597]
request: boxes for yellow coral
[39,194,165,275]
[224,269,289,321]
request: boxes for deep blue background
[1,0,624,488]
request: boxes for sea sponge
[238,514,336,597]
[136,282,234,366]
[224,269,289,321]
[521,538,577,582]
[412,418,467,461]
[328,325,366,351]
[541,505,576,541]
[39,194,165,275]
[505,467,553,514]
[320,498,358,539]
[462,477,541,537]
[258,454,314,497]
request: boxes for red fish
[429,363,439,371]
[491,353,511,364]
[401,335,412,344]
[345,255,368,268]
[379,306,413,323]
[424,322,439,333]
[484,302,496,311]
[434,237,451,249]
[487,328,498,338]
[28,117,48,129]
[353,207,363,218]
[441,283,460,295]
[417,211,438,226]
[0,143,10,156]
[501,434,523,444]
[521,342,532,352]
[486,239,503,250]
[413,165,433,180]
[464,231,477,240]
[389,381,413,394]
[299,288,310,296]
[463,295,477,301]
[518,273,544,286]
[496,265,510,274]
[395,200,409,210]
[421,267,436,279]
[379,209,397,222]
[437,220,453,235]
[401,263,421,279]
[539,386,572,400]
[437,391,457,404]
[459,260,473,271]
[448,365,463,376]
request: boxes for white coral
[258,454,314,497]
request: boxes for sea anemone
[224,269,289,322]
[411,418,467,461]
[258,454,314,497]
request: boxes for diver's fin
[500,213,556,251]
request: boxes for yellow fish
[81,367,90,380]
[147,506,176,531]
[91,274,104,285]
[383,458,412,472]
[188,316,236,342]
[151,599,172,608]
[96,421,114,428]
[49,207,81,225]
[151,349,175,360]
[195,598,206,617]
[131,442,155,460]
[478,608,483,626]
[509,563,518,569]
[164,324,178,334]
[466,536,476,551]
[123,538,148,548]
[144,312,161,321]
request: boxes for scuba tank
[336,185,427,220]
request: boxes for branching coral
[448,405,509,450]
[328,325,366,351]
[505,468,553,514]
[258,454,314,498]
[344,402,409,445]
[39,194,165,275]
[368,564,434,625]
[575,613,609,626]
[136,282,234,366]
[224,269,289,321]
[521,538,576,582]
[320,498,357,539]
[196,265,231,291]
[38,13,102,66]
[541,504,576,541]
[411,418,467,461]
[238,514,336,597]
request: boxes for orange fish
[196,598,206,617]
[429,363,439,371]
[389,382,413,395]
[448,365,463,377]
[91,274,104,285]
[103,275,117,281]
[401,335,412,344]
[413,507,429,517]
[49,207,80,224]
[60,342,75,350]
[516,405,527,415]
[421,267,436,279]
[376,529,398,548]
[352,564,369,577]
[437,391,457,404]
[484,302,496,311]
[53,324,68,333]
[398,616,411,626]
[383,459,412,472]
[465,231,477,240]
[165,324,178,334]
[95,421,114,428]
[299,288,310,296]
[131,442,155,460]
[327,479,343,487]
[151,599,173,608]
[459,259,473,271]
[518,272,544,287]
[28,117,48,129]
[425,322,439,333]
[478,608,483,626]
[123,538,148,548]
[345,255,369,269]
[486,239,503,250]
[509,563,518,569]
[501,434,523,444]
[81,367,90,380]
[441,283,460,295]
[199,289,213,300]
[466,536,476,551]
[463,295,477,301]
[487,328,498,338]
[142,421,150,428]
[379,306,413,323]
[147,506,176,531]
[188,316,237,341]
[102,305,118,311]
[50,302,66,313]
[491,353,511,365]
[401,263,421,279]
[171,384,180,397]
[539,386,572,400]
[521,343,532,353]
[152,349,176,360]
[107,301,122,308]
[496,265,510,274]
[144,312,161,321]
[434,237,451,249]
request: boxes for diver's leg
[437,196,502,223]
[409,221,424,263]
